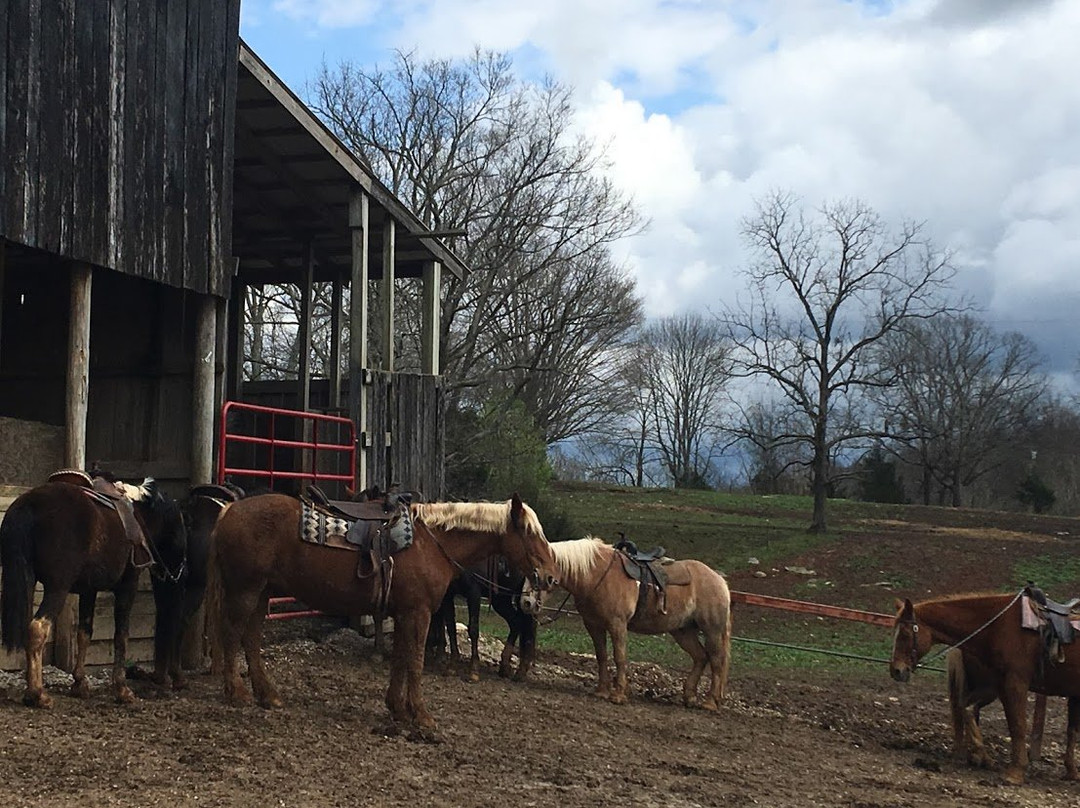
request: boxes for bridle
[139,497,188,585]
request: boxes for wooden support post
[191,294,216,485]
[381,218,395,372]
[0,240,6,361]
[329,274,343,410]
[57,262,93,672]
[226,277,244,402]
[349,190,370,489]
[421,260,441,376]
[298,241,314,413]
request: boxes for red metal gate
[218,401,356,620]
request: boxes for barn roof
[232,42,469,284]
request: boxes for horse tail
[204,518,225,677]
[0,500,36,652]
[717,577,733,702]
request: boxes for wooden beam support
[297,241,314,413]
[191,294,216,485]
[0,241,6,362]
[329,274,343,410]
[349,189,369,488]
[226,276,244,403]
[380,218,395,372]
[421,260,441,376]
[65,263,92,468]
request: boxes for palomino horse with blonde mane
[891,593,1080,784]
[523,537,731,709]
[207,493,558,730]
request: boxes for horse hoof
[115,686,137,705]
[609,693,628,705]
[700,698,719,712]
[24,690,53,709]
[258,696,284,709]
[171,677,188,692]
[406,725,442,744]
[70,680,91,700]
[467,671,480,683]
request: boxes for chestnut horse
[947,648,1047,768]
[206,493,558,729]
[891,593,1080,784]
[522,536,731,709]
[0,477,187,707]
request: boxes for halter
[901,589,1025,670]
[140,498,188,585]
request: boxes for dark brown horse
[206,493,558,729]
[1,476,187,707]
[523,536,732,709]
[891,593,1080,784]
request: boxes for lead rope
[917,589,1025,669]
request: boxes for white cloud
[251,0,1080,382]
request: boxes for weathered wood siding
[241,373,446,500]
[1,0,241,295]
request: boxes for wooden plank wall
[1,0,241,296]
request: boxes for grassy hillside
[505,481,1080,674]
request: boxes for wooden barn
[0,2,467,670]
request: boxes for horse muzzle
[889,666,911,683]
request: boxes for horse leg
[465,583,481,683]
[1064,697,1079,781]
[1030,693,1047,762]
[609,621,630,705]
[670,626,708,708]
[583,618,611,699]
[70,591,97,699]
[499,622,518,679]
[220,588,261,705]
[110,573,138,704]
[513,615,537,683]
[999,679,1031,785]
[23,588,69,708]
[386,609,436,729]
[241,591,281,709]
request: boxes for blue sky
[241,0,1080,390]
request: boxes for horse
[521,536,731,709]
[427,557,537,682]
[139,481,245,689]
[947,648,1048,768]
[206,492,558,730]
[891,593,1080,784]
[0,473,187,707]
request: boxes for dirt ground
[2,618,1078,808]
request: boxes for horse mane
[411,500,545,538]
[917,591,1013,607]
[549,536,606,581]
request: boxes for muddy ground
[2,617,1078,808]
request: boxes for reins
[910,589,1025,669]
[538,543,619,626]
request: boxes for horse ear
[510,493,524,528]
[898,598,914,619]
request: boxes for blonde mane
[411,500,544,538]
[550,536,607,582]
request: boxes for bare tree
[309,50,643,446]
[724,191,956,532]
[639,313,733,488]
[873,314,1047,506]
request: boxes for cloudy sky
[240,0,1080,390]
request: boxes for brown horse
[522,536,731,709]
[206,493,558,730]
[891,593,1080,784]
[0,477,187,707]
[947,648,1047,768]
